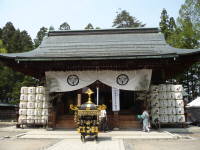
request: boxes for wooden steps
[56,115,76,128]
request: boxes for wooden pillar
[113,111,119,130]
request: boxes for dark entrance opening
[54,81,143,128]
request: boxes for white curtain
[45,69,152,92]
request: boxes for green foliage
[112,10,145,28]
[0,22,38,104]
[159,9,177,41]
[1,22,33,53]
[0,40,7,53]
[85,23,94,29]
[159,0,200,100]
[59,22,71,30]
[34,27,48,48]
[178,0,200,32]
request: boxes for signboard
[112,87,120,111]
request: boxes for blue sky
[0,0,184,39]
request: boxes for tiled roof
[0,28,200,61]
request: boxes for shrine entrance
[55,81,142,129]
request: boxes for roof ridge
[48,28,160,36]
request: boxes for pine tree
[34,27,48,48]
[85,23,94,29]
[112,10,145,28]
[59,22,70,30]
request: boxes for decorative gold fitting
[85,88,94,104]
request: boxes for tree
[159,1,200,100]
[0,22,38,104]
[1,22,16,53]
[0,40,7,53]
[112,10,145,28]
[85,23,94,29]
[177,0,200,100]
[0,28,2,39]
[34,27,48,48]
[49,26,55,31]
[178,0,200,32]
[1,22,33,53]
[159,9,177,41]
[59,22,70,30]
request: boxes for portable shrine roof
[1,27,200,61]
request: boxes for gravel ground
[124,133,200,150]
[0,139,60,150]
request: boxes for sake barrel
[167,107,173,114]
[160,100,168,108]
[171,107,177,114]
[34,108,42,116]
[27,109,35,116]
[18,115,27,124]
[166,84,173,92]
[168,115,177,123]
[43,96,47,102]
[151,114,160,123]
[172,85,183,92]
[160,115,168,123]
[159,107,168,115]
[20,87,28,94]
[19,101,27,109]
[176,115,185,122]
[28,87,36,94]
[43,102,48,109]
[36,86,45,94]
[168,92,176,100]
[28,94,36,102]
[168,100,176,107]
[176,108,184,114]
[36,94,44,102]
[175,100,184,107]
[20,94,28,101]
[151,99,159,107]
[27,115,34,124]
[149,93,159,100]
[27,102,35,109]
[35,102,43,109]
[150,85,159,92]
[159,84,167,91]
[159,92,167,100]
[19,109,27,115]
[172,92,183,100]
[34,116,42,124]
[41,115,48,124]
[42,109,48,116]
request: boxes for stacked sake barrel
[18,87,28,124]
[148,84,185,125]
[18,86,48,125]
[149,85,160,124]
[35,86,48,125]
[158,84,185,124]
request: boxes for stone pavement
[46,139,125,150]
[15,128,179,150]
[1,125,200,150]
[18,130,178,140]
